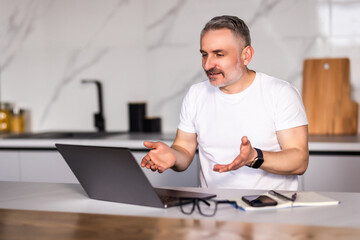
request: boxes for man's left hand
[213,136,257,173]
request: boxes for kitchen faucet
[82,79,106,132]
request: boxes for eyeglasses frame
[179,198,238,217]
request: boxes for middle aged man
[141,15,309,191]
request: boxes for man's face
[200,28,246,88]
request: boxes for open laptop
[55,143,216,208]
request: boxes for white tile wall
[1,0,359,133]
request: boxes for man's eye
[216,53,224,57]
[201,53,207,58]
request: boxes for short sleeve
[178,87,196,133]
[274,83,308,131]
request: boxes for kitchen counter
[308,134,360,153]
[0,132,175,150]
[0,132,360,152]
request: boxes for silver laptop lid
[56,143,165,208]
[56,143,216,208]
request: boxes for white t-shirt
[178,72,308,190]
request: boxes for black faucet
[82,79,106,132]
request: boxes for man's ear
[241,45,254,66]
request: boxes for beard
[205,67,224,82]
[206,65,244,88]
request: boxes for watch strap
[249,148,264,169]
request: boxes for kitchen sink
[4,131,126,139]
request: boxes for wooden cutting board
[302,58,358,135]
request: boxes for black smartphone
[241,195,278,207]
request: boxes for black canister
[143,117,162,133]
[128,102,146,132]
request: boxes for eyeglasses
[179,198,238,217]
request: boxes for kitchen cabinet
[302,154,360,192]
[0,151,20,181]
[19,151,77,183]
[0,150,200,187]
[1,134,359,191]
[1,149,360,191]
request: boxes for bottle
[0,102,12,133]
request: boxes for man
[141,15,309,190]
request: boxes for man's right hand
[141,141,176,173]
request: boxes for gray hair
[201,15,251,47]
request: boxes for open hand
[213,136,257,173]
[141,141,176,173]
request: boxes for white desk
[0,181,359,229]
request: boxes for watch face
[252,158,264,169]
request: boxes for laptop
[55,143,216,208]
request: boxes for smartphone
[241,195,278,207]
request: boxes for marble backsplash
[0,0,359,133]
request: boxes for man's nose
[203,56,215,70]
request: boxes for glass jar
[0,102,12,133]
[10,108,25,134]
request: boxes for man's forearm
[260,148,309,175]
[170,144,195,172]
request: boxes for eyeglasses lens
[180,200,195,215]
[198,200,217,216]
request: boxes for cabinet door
[303,155,360,192]
[0,151,20,181]
[19,151,78,183]
[131,151,200,187]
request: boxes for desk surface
[1,208,360,240]
[0,181,359,230]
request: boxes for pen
[269,190,297,202]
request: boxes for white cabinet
[19,151,78,183]
[302,154,360,192]
[0,151,20,181]
[0,150,200,187]
[1,149,359,191]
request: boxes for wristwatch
[248,148,264,169]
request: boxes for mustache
[206,68,224,76]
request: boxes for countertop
[308,134,360,152]
[0,132,175,150]
[0,132,360,152]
